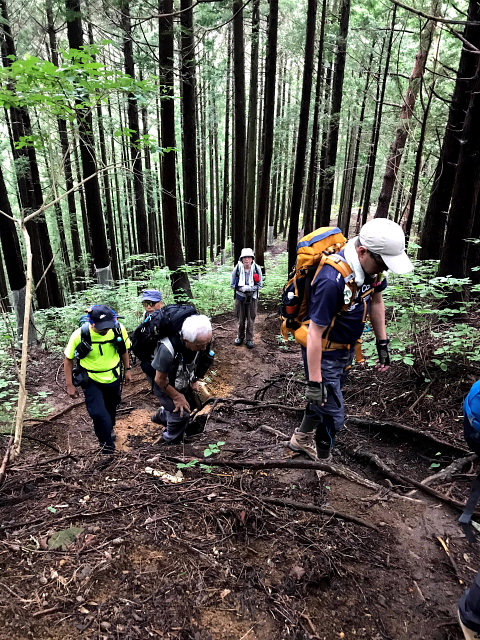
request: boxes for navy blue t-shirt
[309,252,387,347]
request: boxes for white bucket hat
[239,248,255,260]
[359,218,414,274]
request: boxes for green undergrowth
[360,260,480,375]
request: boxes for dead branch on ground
[259,496,378,531]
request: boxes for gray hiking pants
[302,346,355,434]
[235,297,258,342]
[154,388,193,443]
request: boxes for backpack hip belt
[322,339,353,351]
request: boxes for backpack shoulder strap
[323,254,354,280]
[160,336,175,357]
[80,322,91,344]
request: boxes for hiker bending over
[289,219,413,461]
[64,305,131,454]
[139,289,164,386]
[152,315,214,444]
[231,248,263,349]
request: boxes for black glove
[376,339,391,366]
[306,381,328,406]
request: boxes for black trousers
[83,377,121,453]
[464,415,480,456]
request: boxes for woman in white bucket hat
[230,248,263,348]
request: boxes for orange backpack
[280,227,357,347]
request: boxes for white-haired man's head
[181,315,212,351]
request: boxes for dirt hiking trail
[1,310,479,640]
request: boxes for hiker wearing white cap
[289,219,413,462]
[231,248,263,349]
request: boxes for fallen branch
[259,496,378,531]
[406,454,477,497]
[0,436,14,485]
[257,425,414,497]
[1,434,62,453]
[436,536,465,585]
[203,397,303,413]
[23,399,84,425]
[344,445,473,512]
[258,425,289,439]
[346,416,469,457]
[166,455,342,472]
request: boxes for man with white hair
[152,315,214,444]
[289,218,414,461]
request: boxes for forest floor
[1,307,480,640]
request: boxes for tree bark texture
[438,54,480,284]
[303,0,327,235]
[255,0,278,267]
[0,0,63,308]
[419,0,480,259]
[158,0,192,299]
[287,0,317,271]
[121,1,149,256]
[66,0,111,274]
[232,0,246,259]
[317,0,351,227]
[180,0,200,264]
[245,0,260,250]
[376,0,440,218]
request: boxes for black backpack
[131,304,198,362]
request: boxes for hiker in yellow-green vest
[64,305,131,454]
[289,219,414,461]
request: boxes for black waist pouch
[72,365,89,388]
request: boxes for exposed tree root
[406,453,477,497]
[258,496,378,531]
[346,415,469,456]
[343,444,475,513]
[257,425,416,498]
[203,396,304,413]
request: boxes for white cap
[239,247,254,260]
[359,218,413,274]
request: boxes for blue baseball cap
[142,290,163,303]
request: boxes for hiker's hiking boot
[111,429,117,442]
[246,340,255,349]
[458,609,480,639]
[151,407,167,426]
[289,429,318,460]
[234,337,243,346]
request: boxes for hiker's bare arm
[155,371,191,417]
[306,321,326,382]
[121,352,131,384]
[64,357,79,399]
[370,292,387,341]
